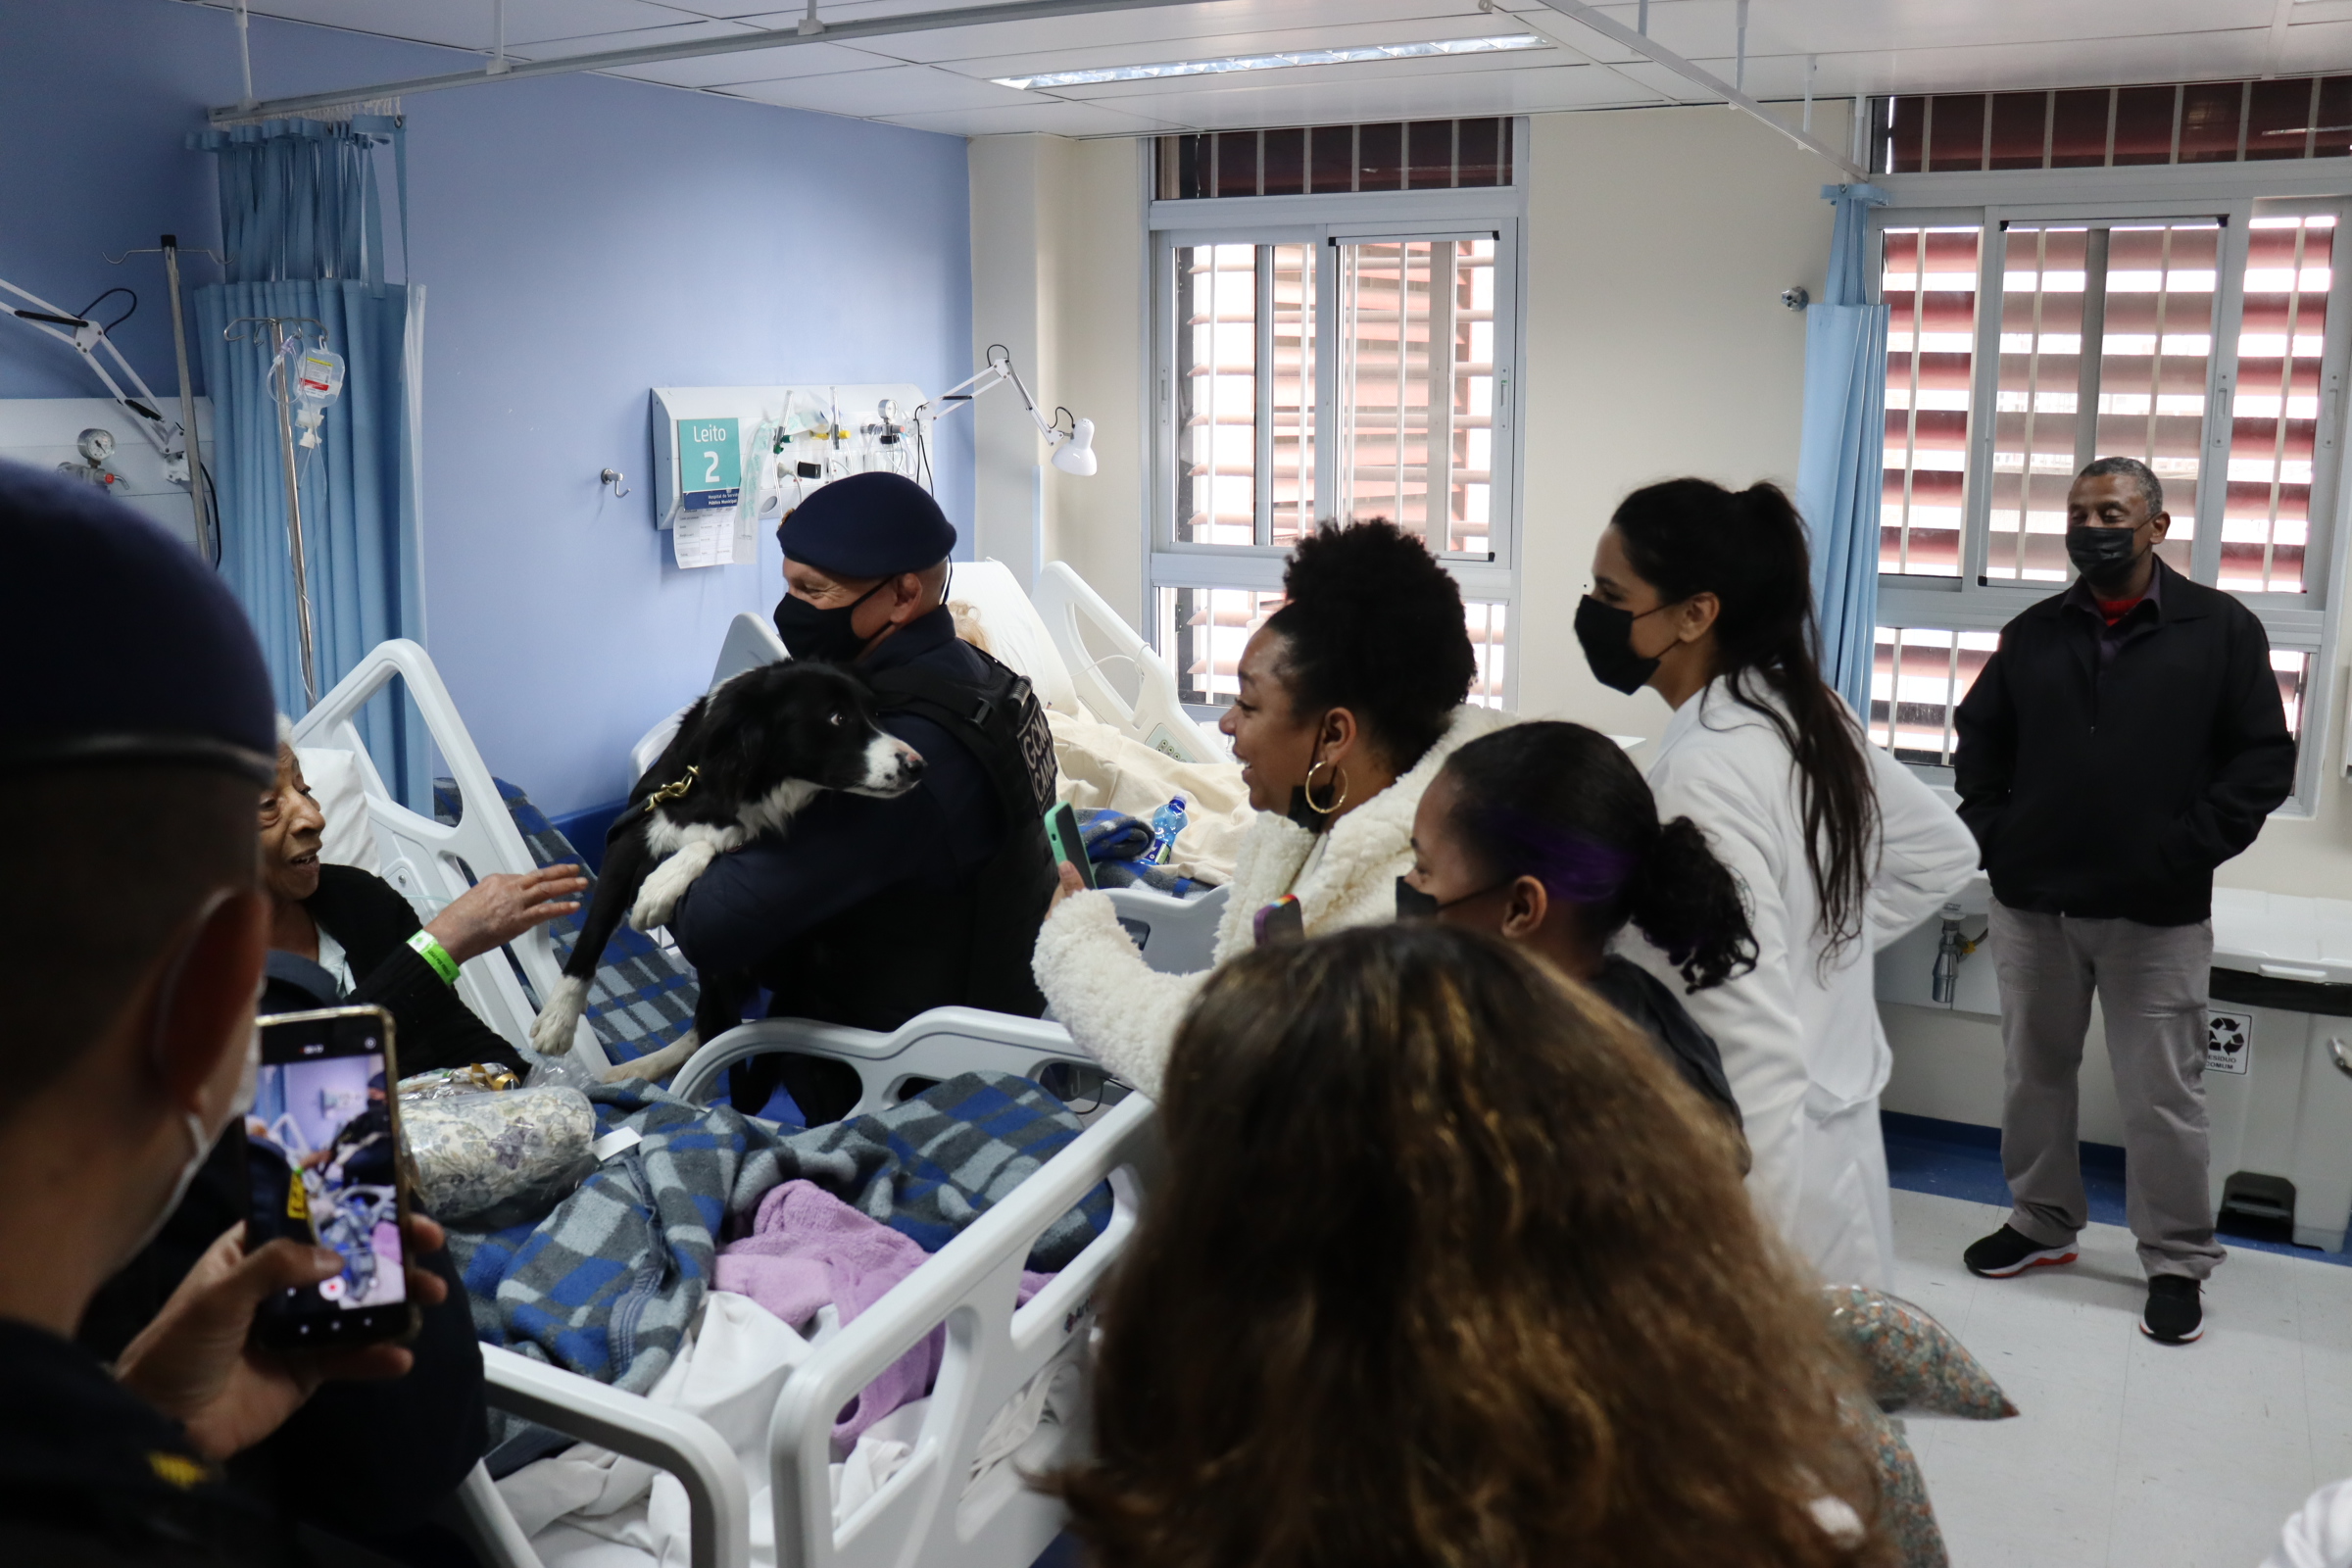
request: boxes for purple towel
[715,1180,1051,1443]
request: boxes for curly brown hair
[1054,924,1882,1568]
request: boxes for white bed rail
[669,1007,1105,1119]
[1032,562,1223,764]
[769,1094,1154,1568]
[480,1345,752,1568]
[288,638,603,1069]
[464,1008,1158,1568]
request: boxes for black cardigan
[1953,559,2296,925]
[278,862,525,1076]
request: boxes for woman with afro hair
[1033,518,1511,1097]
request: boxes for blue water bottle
[1144,796,1189,866]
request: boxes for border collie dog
[530,661,924,1082]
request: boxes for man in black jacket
[668,472,1059,1123]
[1952,456,2295,1345]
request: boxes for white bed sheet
[502,1292,926,1568]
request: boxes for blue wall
[0,0,974,815]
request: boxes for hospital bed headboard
[710,611,787,689]
[1032,562,1224,764]
[944,560,1080,716]
[291,639,604,1070]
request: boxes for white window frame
[1144,122,1531,714]
[1872,160,2352,813]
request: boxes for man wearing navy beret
[668,472,1059,1121]
[0,462,465,1563]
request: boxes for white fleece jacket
[1031,705,1516,1098]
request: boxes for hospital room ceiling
[207,0,2352,137]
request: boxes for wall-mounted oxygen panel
[0,397,213,554]
[648,384,926,532]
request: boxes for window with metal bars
[1870,78,2352,174]
[1152,130,1523,716]
[1872,193,2348,786]
[1155,120,1512,200]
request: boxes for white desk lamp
[915,344,1096,476]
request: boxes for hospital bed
[293,636,1179,1568]
[452,1007,1161,1568]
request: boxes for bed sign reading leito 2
[676,416,741,512]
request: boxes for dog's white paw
[632,843,718,932]
[530,975,591,1056]
[599,1031,699,1085]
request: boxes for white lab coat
[1626,677,1978,1290]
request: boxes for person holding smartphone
[0,464,450,1566]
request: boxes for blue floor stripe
[1881,1110,2351,1267]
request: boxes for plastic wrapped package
[401,1084,597,1228]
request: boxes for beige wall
[965,133,1147,624]
[1512,101,1846,735]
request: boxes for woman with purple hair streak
[1403,721,1751,1161]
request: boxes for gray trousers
[1990,900,2226,1281]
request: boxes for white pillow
[296,747,381,877]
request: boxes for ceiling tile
[1095,60,1654,126]
[713,60,1041,111]
[879,98,1190,133]
[603,38,902,85]
[243,0,724,50]
[734,0,1496,66]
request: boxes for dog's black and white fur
[529,661,925,1081]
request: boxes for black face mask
[1394,874,1507,921]
[1574,595,1668,696]
[774,578,889,663]
[2065,524,2145,584]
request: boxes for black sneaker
[1963,1224,2080,1278]
[2142,1276,2204,1344]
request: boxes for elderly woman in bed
[259,734,585,1075]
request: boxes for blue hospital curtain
[189,119,426,802]
[1795,182,1889,718]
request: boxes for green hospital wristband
[407,930,461,987]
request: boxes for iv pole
[225,314,326,710]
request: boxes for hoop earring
[1301,758,1349,815]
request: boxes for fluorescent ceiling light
[993,34,1546,92]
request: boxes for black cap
[776,471,955,580]
[1,461,276,784]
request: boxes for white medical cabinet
[1878,877,2352,1250]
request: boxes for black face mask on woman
[774,579,890,663]
[1574,596,1672,696]
[2065,524,2145,584]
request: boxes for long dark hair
[1442,721,1757,991]
[1612,478,1880,958]
[1263,518,1477,773]
[1053,924,1880,1568]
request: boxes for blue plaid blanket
[437,777,698,1069]
[450,1070,1109,1403]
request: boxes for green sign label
[677,417,741,506]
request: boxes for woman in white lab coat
[1575,477,1978,1290]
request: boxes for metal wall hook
[601,467,631,498]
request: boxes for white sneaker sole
[2140,1317,2205,1344]
[1969,1245,2079,1278]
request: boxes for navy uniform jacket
[0,1318,304,1565]
[669,605,1046,1032]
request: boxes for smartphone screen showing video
[250,1006,415,1347]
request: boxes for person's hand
[115,1216,450,1462]
[424,864,587,963]
[1049,859,1086,915]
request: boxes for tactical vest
[756,645,1059,1036]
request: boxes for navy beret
[777,471,956,579]
[0,461,276,784]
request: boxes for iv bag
[288,344,345,449]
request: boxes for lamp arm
[0,274,179,459]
